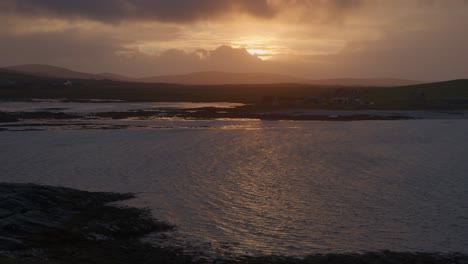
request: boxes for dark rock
[0,183,134,236]
[0,183,190,264]
[0,236,27,251]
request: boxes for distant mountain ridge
[5,64,102,80]
[310,78,423,87]
[97,72,134,82]
[2,64,425,87]
[139,71,310,85]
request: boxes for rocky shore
[0,183,196,264]
[1,183,467,264]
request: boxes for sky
[1,0,467,81]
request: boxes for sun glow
[231,36,277,60]
[247,48,266,56]
[245,45,271,60]
[247,48,272,60]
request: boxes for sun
[247,48,267,56]
[247,48,268,56]
[246,48,272,60]
[232,37,275,60]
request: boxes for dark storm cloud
[0,0,277,22]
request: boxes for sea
[1,102,467,258]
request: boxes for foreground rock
[1,183,467,264]
[0,183,195,264]
[0,183,132,235]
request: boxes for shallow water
[1,120,467,257]
[0,101,245,113]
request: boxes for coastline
[1,104,468,122]
[2,105,468,132]
[1,99,468,128]
[0,183,196,264]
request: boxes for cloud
[0,28,125,71]
[266,0,364,23]
[0,28,267,76]
[275,22,468,81]
[0,0,277,23]
[1,0,467,80]
[129,45,267,76]
[2,23,468,81]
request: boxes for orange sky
[1,0,468,80]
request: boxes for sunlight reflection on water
[1,120,468,258]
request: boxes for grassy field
[362,79,468,108]
[0,80,335,103]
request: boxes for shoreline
[1,183,467,264]
[2,107,467,131]
[0,183,196,264]
[1,100,468,126]
[2,106,468,123]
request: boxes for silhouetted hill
[311,78,423,87]
[361,79,468,106]
[97,72,134,82]
[140,72,423,86]
[4,64,102,80]
[387,79,468,98]
[1,68,467,109]
[398,79,468,98]
[2,64,424,86]
[399,79,468,89]
[139,71,309,85]
[0,68,51,81]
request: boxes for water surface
[0,120,467,257]
[0,101,245,113]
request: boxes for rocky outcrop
[0,183,133,237]
[0,183,194,264]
